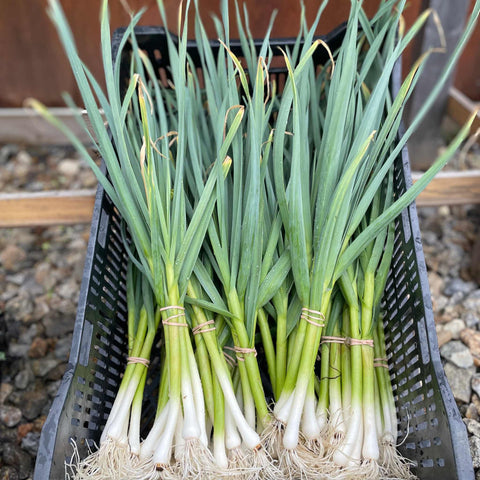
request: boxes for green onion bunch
[31,0,480,479]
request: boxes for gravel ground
[0,142,479,479]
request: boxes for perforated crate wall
[34,26,473,480]
[380,140,473,479]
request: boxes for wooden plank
[0,108,95,145]
[0,190,96,228]
[412,170,480,206]
[447,87,480,138]
[1,171,479,229]
[1,0,424,108]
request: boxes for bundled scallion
[31,0,480,478]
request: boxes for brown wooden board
[0,190,96,227]
[1,170,479,228]
[0,0,422,108]
[0,108,94,145]
[412,170,480,206]
[447,87,480,139]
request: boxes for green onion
[31,0,480,478]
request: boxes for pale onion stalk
[152,399,180,468]
[315,341,330,432]
[341,309,352,415]
[224,401,242,451]
[139,404,169,460]
[301,374,320,442]
[187,336,209,446]
[373,367,383,441]
[328,340,346,444]
[332,343,363,468]
[281,295,331,451]
[361,345,380,463]
[173,411,185,462]
[128,368,147,456]
[212,371,229,469]
[186,283,261,449]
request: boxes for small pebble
[14,369,34,391]
[443,319,466,340]
[0,405,22,428]
[28,337,48,359]
[21,389,48,421]
[18,325,38,345]
[444,362,474,404]
[16,423,33,441]
[16,150,32,167]
[472,394,480,416]
[43,312,75,338]
[33,415,46,432]
[461,328,480,367]
[465,418,480,437]
[470,435,480,469]
[438,205,450,217]
[444,278,476,297]
[0,384,12,405]
[45,363,66,381]
[21,431,40,456]
[465,291,480,316]
[58,158,80,178]
[54,335,72,360]
[7,343,29,358]
[34,263,54,290]
[436,325,452,347]
[465,403,479,421]
[0,466,19,480]
[440,340,474,368]
[0,245,26,271]
[428,271,444,297]
[2,443,32,479]
[0,424,17,444]
[464,312,479,328]
[46,380,62,398]
[31,359,60,378]
[472,374,480,398]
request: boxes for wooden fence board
[0,190,96,227]
[412,170,480,206]
[1,171,479,228]
[0,108,93,145]
[447,88,480,139]
[0,0,423,108]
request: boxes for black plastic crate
[34,25,474,480]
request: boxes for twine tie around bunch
[373,357,389,368]
[320,336,375,348]
[301,307,325,327]
[223,350,237,368]
[345,337,374,347]
[127,356,150,367]
[159,305,187,327]
[320,336,346,345]
[224,345,257,362]
[192,319,216,335]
